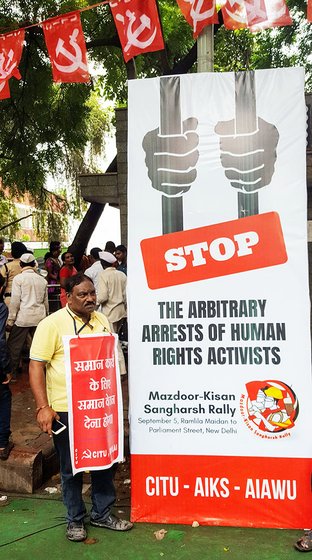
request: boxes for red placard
[65,334,123,474]
[176,0,218,37]
[131,454,312,528]
[110,0,164,62]
[141,212,288,290]
[0,30,25,99]
[42,11,90,83]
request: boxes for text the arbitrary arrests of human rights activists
[141,299,286,366]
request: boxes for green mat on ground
[0,496,303,560]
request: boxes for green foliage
[0,196,19,239]
[30,185,69,241]
[214,2,312,91]
[214,28,255,72]
[33,206,68,242]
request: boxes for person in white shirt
[97,251,127,331]
[84,247,103,297]
[97,251,127,375]
[6,253,48,381]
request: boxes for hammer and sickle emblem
[0,49,17,79]
[245,0,267,20]
[188,0,216,32]
[0,49,17,92]
[54,28,88,74]
[224,0,246,24]
[116,10,157,53]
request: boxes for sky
[69,130,121,252]
[70,203,121,253]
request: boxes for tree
[0,197,19,238]
[0,0,114,245]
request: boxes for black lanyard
[66,308,93,336]
[66,307,110,336]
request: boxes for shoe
[0,442,14,461]
[66,521,87,542]
[90,514,133,531]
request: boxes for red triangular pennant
[176,0,218,38]
[42,11,90,83]
[0,29,25,100]
[308,0,312,22]
[246,0,292,30]
[221,0,247,30]
[110,0,164,62]
[221,0,292,31]
[258,0,292,29]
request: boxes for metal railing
[47,283,61,314]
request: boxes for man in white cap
[84,247,103,297]
[6,253,48,382]
[97,251,127,332]
[97,251,127,375]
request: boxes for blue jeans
[53,412,117,523]
[0,384,11,447]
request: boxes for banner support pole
[197,25,214,72]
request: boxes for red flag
[221,0,247,30]
[110,0,164,62]
[222,0,292,31]
[308,0,312,22]
[247,0,292,31]
[0,30,25,100]
[258,0,292,29]
[176,0,218,37]
[42,11,90,83]
[244,0,268,26]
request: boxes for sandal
[295,531,312,552]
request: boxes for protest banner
[63,333,123,475]
[128,68,312,528]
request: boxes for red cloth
[176,0,218,38]
[42,11,90,83]
[0,30,25,99]
[59,266,77,307]
[110,0,164,62]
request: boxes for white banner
[128,68,312,528]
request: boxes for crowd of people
[0,237,131,542]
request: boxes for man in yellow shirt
[29,272,133,542]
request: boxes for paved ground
[0,368,305,559]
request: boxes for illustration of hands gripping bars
[215,71,279,218]
[141,72,288,290]
[142,75,199,234]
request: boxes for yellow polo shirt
[30,305,111,412]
